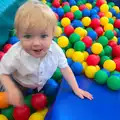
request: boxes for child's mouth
[33,49,43,53]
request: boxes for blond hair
[15,0,57,35]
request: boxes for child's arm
[60,66,93,100]
[0,74,24,106]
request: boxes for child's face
[18,27,54,58]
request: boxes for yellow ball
[61,17,71,27]
[82,17,91,26]
[82,62,88,72]
[85,66,97,78]
[100,16,109,26]
[100,4,109,13]
[112,36,118,43]
[71,6,79,13]
[29,112,43,120]
[66,48,75,58]
[72,51,84,63]
[96,65,100,71]
[58,36,69,48]
[0,114,8,120]
[105,12,112,18]
[85,3,92,10]
[91,43,103,54]
[54,26,63,37]
[74,27,87,37]
[38,108,48,118]
[113,6,119,13]
[104,23,114,31]
[83,51,89,60]
[103,60,116,72]
[112,16,116,21]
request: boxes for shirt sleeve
[0,47,17,75]
[57,45,68,69]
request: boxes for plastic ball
[56,8,64,17]
[54,26,63,37]
[100,4,109,13]
[96,65,100,71]
[91,43,103,54]
[52,68,62,81]
[29,112,44,120]
[69,33,80,44]
[66,48,75,58]
[105,12,112,18]
[64,25,74,36]
[85,66,97,78]
[108,40,117,48]
[3,44,12,53]
[71,20,83,28]
[87,30,97,40]
[58,36,69,48]
[64,12,74,21]
[82,36,92,48]
[95,27,103,36]
[114,19,120,28]
[104,45,112,56]
[82,17,91,26]
[0,114,8,120]
[67,58,73,66]
[83,51,89,60]
[100,16,109,26]
[97,36,108,47]
[90,18,100,29]
[69,0,76,6]
[113,6,119,13]
[61,17,71,27]
[71,62,83,75]
[31,93,47,111]
[96,0,105,7]
[62,2,69,7]
[85,3,92,10]
[71,5,79,13]
[72,51,84,63]
[100,56,110,66]
[111,36,118,43]
[107,76,120,90]
[63,5,70,13]
[74,10,82,19]
[86,54,100,66]
[82,62,88,72]
[112,45,120,57]
[44,79,58,96]
[103,60,116,72]
[52,0,60,8]
[8,36,19,44]
[79,4,87,11]
[82,9,90,17]
[98,12,105,17]
[0,51,5,60]
[104,23,114,31]
[95,70,108,84]
[104,30,114,40]
[90,9,97,16]
[74,41,86,52]
[114,58,120,71]
[0,92,9,109]
[13,104,30,120]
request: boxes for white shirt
[0,41,68,91]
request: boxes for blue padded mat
[45,75,120,120]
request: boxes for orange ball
[0,92,9,109]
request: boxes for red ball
[79,5,87,11]
[112,45,120,57]
[114,58,120,71]
[108,41,117,48]
[64,12,74,21]
[3,44,12,53]
[95,26,104,36]
[62,2,69,7]
[31,93,47,111]
[98,12,105,17]
[90,18,100,29]
[113,30,117,36]
[0,51,5,60]
[13,104,30,120]
[52,0,60,8]
[86,54,100,66]
[114,19,120,29]
[96,0,105,7]
[64,25,74,36]
[82,36,92,48]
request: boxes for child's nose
[33,38,41,46]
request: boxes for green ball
[65,42,72,51]
[1,106,14,120]
[82,0,87,4]
[77,0,83,6]
[111,71,120,75]
[74,10,82,19]
[52,68,62,82]
[46,2,52,7]
[108,2,115,7]
[114,28,119,34]
[9,29,16,37]
[63,5,70,13]
[53,38,58,43]
[99,50,105,57]
[107,76,120,90]
[74,41,86,51]
[57,22,62,27]
[86,27,93,32]
[104,45,112,56]
[62,48,66,53]
[95,70,108,84]
[100,56,110,65]
[109,18,114,24]
[69,33,80,44]
[97,36,108,47]
[104,30,114,40]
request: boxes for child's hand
[74,88,93,100]
[7,87,24,106]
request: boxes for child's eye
[24,34,32,39]
[40,34,48,38]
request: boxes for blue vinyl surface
[45,75,120,120]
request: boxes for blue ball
[90,9,97,16]
[24,89,34,96]
[51,7,57,13]
[101,68,110,77]
[71,62,83,75]
[110,8,117,16]
[56,8,64,18]
[118,31,120,37]
[87,0,94,3]
[71,20,83,28]
[67,58,73,66]
[116,13,120,19]
[87,30,97,41]
[44,79,59,96]
[8,36,19,44]
[82,9,90,17]
[91,14,100,19]
[118,37,120,44]
[69,0,76,6]
[93,6,100,12]
[86,47,92,54]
